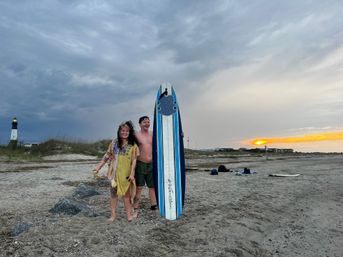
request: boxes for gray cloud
[1,0,342,151]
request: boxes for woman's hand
[128,174,135,182]
[92,169,100,179]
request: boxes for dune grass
[34,139,110,157]
[1,139,222,161]
[0,139,111,161]
[0,147,41,161]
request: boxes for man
[133,116,157,217]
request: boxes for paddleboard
[269,174,300,177]
[153,84,186,220]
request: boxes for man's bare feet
[150,205,158,211]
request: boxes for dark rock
[11,223,32,237]
[49,197,99,217]
[72,184,100,199]
[50,177,64,180]
[95,178,110,187]
[49,198,84,215]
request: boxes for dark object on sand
[50,185,100,217]
[11,223,32,237]
[93,177,111,187]
[72,184,100,199]
[243,168,251,174]
[50,177,64,181]
[210,169,218,175]
[49,198,83,215]
[235,168,257,176]
[218,165,230,172]
[49,197,98,217]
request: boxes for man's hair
[139,116,149,124]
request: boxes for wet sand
[1,154,343,257]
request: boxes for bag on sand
[210,168,218,175]
[243,168,251,174]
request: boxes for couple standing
[92,116,157,222]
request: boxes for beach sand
[1,154,343,257]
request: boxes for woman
[93,121,139,222]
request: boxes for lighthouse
[9,117,18,149]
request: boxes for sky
[0,0,343,152]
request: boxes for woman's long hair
[117,120,138,148]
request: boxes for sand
[0,154,343,257]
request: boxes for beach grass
[0,146,42,161]
[35,139,110,157]
[0,139,111,161]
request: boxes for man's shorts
[135,160,154,188]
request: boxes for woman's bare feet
[92,169,101,179]
[108,214,116,222]
[133,208,138,219]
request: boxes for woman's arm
[93,142,113,175]
[128,145,138,181]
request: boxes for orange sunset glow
[249,131,343,146]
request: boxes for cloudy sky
[1,0,342,152]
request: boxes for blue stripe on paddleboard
[172,89,182,218]
[178,111,186,208]
[173,107,182,218]
[156,88,165,217]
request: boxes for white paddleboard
[153,84,186,220]
[269,174,300,177]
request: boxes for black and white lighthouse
[9,117,18,149]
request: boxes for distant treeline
[1,139,340,162]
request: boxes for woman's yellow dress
[106,141,138,197]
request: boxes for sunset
[250,131,343,146]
